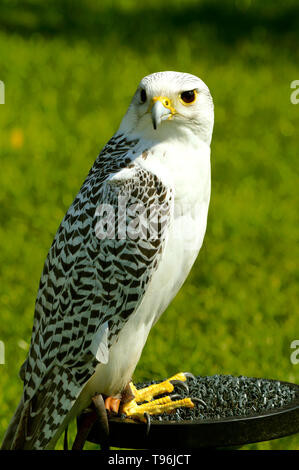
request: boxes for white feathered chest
[86,137,211,398]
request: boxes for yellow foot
[121,372,195,421]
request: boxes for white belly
[83,197,209,401]
[82,141,211,404]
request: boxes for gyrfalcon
[2,71,214,450]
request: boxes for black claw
[191,397,207,407]
[144,412,151,436]
[170,379,189,394]
[183,372,196,382]
[169,393,181,400]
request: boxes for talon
[144,412,151,436]
[169,393,181,400]
[169,379,189,394]
[183,372,196,382]
[191,397,207,407]
[121,373,196,422]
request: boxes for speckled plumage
[2,71,214,450]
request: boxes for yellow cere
[150,96,177,118]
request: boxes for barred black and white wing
[3,134,174,450]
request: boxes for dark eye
[140,88,147,103]
[180,89,197,104]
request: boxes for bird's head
[119,71,214,145]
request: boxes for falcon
[2,71,214,450]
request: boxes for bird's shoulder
[23,133,174,398]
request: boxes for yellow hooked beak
[150,96,176,130]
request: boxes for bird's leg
[92,394,110,450]
[104,381,135,415]
[120,372,197,422]
[72,409,97,450]
[72,394,110,450]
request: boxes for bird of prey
[2,71,214,450]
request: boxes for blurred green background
[0,0,298,450]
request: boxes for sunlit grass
[0,0,298,450]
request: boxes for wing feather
[12,134,173,449]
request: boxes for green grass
[0,0,298,450]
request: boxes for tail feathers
[3,366,86,450]
[26,366,83,450]
[1,395,27,450]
